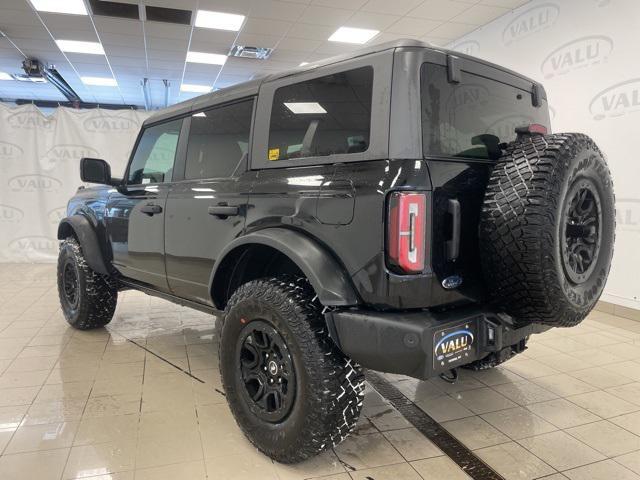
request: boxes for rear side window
[185,99,253,180]
[128,119,182,184]
[421,63,549,160]
[268,66,373,162]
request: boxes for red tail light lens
[387,192,426,274]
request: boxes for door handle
[140,203,163,215]
[446,198,461,261]
[208,205,239,218]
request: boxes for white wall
[0,104,150,262]
[448,0,639,308]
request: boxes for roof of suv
[143,38,541,126]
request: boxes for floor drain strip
[126,338,205,383]
[367,372,505,480]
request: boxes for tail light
[387,192,426,274]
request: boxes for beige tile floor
[1,264,640,479]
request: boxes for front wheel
[219,277,364,464]
[57,238,117,330]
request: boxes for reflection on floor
[2,264,640,480]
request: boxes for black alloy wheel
[562,179,602,285]
[237,319,296,423]
[62,259,80,310]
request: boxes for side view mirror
[80,158,113,185]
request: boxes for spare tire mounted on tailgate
[479,132,615,327]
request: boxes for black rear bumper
[325,306,549,380]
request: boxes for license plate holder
[433,320,477,372]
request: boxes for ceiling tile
[276,36,322,52]
[145,36,188,52]
[311,0,368,8]
[242,17,293,36]
[452,4,509,25]
[144,22,190,40]
[235,32,282,48]
[386,17,442,36]
[286,22,335,40]
[190,28,237,45]
[248,0,307,22]
[479,0,530,7]
[361,0,423,15]
[300,6,355,26]
[100,33,145,49]
[409,0,473,21]
[93,17,142,36]
[347,11,402,30]
[428,21,478,39]
[0,9,42,28]
[198,0,254,13]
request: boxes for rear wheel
[219,277,364,463]
[479,133,615,327]
[57,238,117,329]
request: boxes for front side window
[421,63,550,160]
[127,119,182,184]
[268,66,373,162]
[185,99,253,180]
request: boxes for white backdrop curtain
[0,104,151,262]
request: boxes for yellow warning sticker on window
[268,148,280,161]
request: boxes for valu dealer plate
[433,321,476,372]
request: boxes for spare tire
[479,133,615,327]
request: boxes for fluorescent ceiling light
[0,72,12,80]
[181,84,212,93]
[193,112,207,117]
[56,40,105,55]
[186,51,227,65]
[328,27,379,44]
[195,10,245,31]
[285,102,327,114]
[81,76,117,86]
[29,0,87,15]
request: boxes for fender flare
[57,215,110,275]
[210,228,359,309]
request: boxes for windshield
[421,62,550,160]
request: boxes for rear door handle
[208,205,239,218]
[140,204,163,215]
[446,198,461,261]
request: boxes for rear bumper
[325,306,549,380]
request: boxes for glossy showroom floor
[2,265,640,480]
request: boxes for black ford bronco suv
[57,40,615,463]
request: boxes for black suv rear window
[268,66,373,162]
[421,63,549,160]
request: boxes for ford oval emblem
[442,275,463,290]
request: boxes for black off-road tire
[219,277,365,464]
[57,237,117,329]
[480,133,615,327]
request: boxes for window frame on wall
[182,97,255,181]
[251,50,393,170]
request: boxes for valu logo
[8,235,58,258]
[503,3,560,46]
[541,36,613,79]
[616,198,640,231]
[447,83,490,111]
[47,206,67,225]
[0,141,25,161]
[8,174,63,193]
[589,79,640,120]
[83,114,139,133]
[450,40,480,56]
[40,144,100,171]
[7,111,56,130]
[434,329,474,362]
[0,204,25,223]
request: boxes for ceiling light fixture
[81,76,117,86]
[0,72,12,80]
[285,102,327,114]
[56,40,105,55]
[328,27,379,44]
[195,10,245,31]
[181,84,213,93]
[186,51,227,65]
[29,0,87,15]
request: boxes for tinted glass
[128,119,182,184]
[185,99,253,180]
[268,66,373,162]
[421,63,550,160]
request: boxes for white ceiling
[0,0,530,109]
